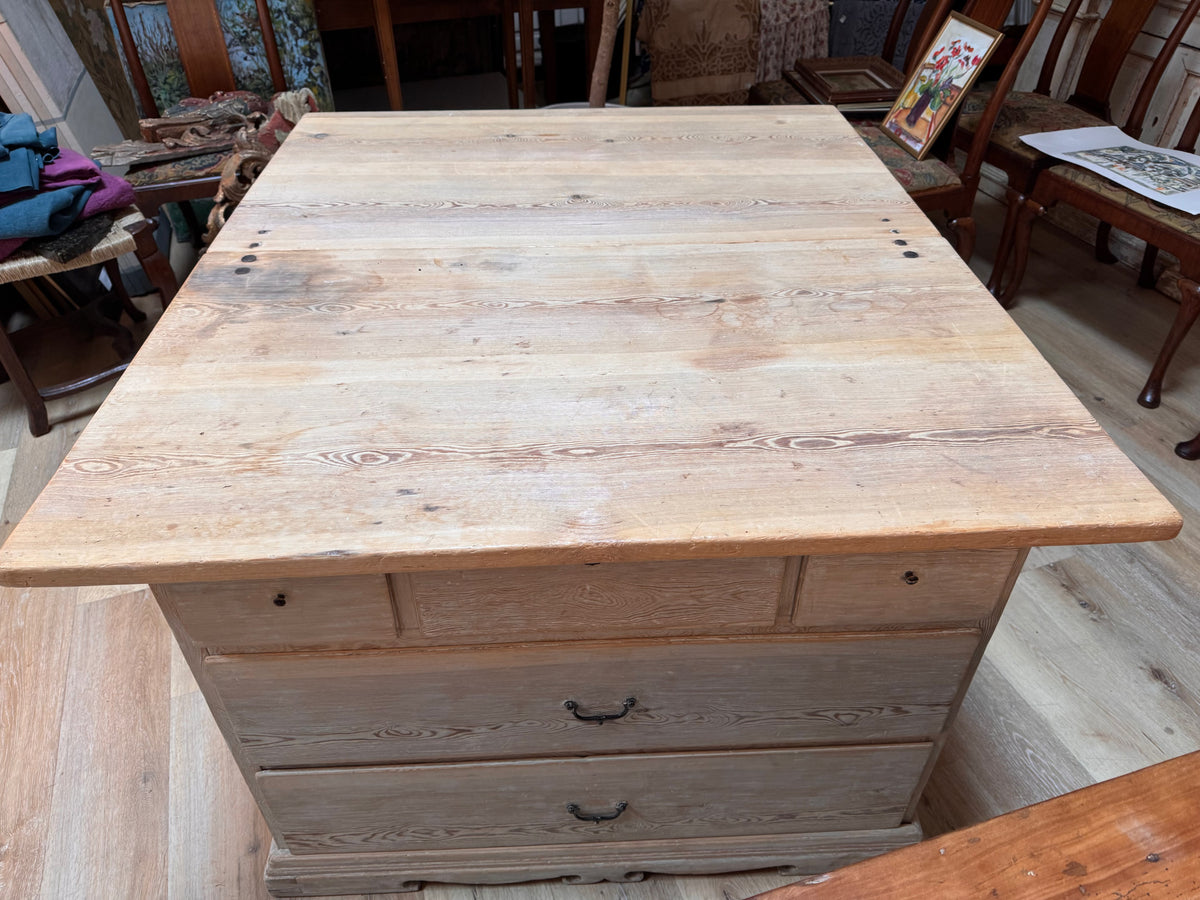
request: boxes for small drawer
[151,575,398,653]
[258,743,933,854]
[207,631,977,767]
[398,557,788,643]
[795,549,1021,630]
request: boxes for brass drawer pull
[563,696,636,723]
[566,801,628,824]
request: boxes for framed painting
[880,12,1003,160]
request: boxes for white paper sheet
[1021,126,1200,216]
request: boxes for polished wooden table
[750,751,1200,899]
[0,108,1181,896]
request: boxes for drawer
[258,743,933,854]
[151,575,398,653]
[795,549,1021,629]
[207,632,978,767]
[398,557,789,642]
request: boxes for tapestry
[105,0,333,114]
[638,0,760,105]
[49,0,141,138]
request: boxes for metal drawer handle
[567,801,628,824]
[563,697,636,723]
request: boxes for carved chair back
[956,0,1055,187]
[109,0,288,118]
[881,0,959,75]
[1031,0,1159,120]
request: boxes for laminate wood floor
[2,196,1199,899]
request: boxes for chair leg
[1139,244,1160,289]
[1095,221,1118,264]
[519,0,536,107]
[539,9,558,105]
[987,187,1023,296]
[80,297,136,360]
[948,216,976,262]
[126,217,178,306]
[103,258,147,323]
[1138,276,1200,409]
[0,324,50,436]
[1177,431,1200,460]
[503,0,519,109]
[997,196,1045,310]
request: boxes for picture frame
[880,12,1003,160]
[786,56,905,110]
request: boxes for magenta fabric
[0,148,135,261]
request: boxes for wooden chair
[364,0,608,110]
[851,0,1054,262]
[108,0,290,230]
[951,0,1161,295]
[998,0,1200,413]
[0,210,178,436]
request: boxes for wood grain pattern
[796,549,1020,629]
[1,191,1198,900]
[151,575,398,653]
[0,108,1178,587]
[37,591,171,898]
[753,750,1200,899]
[401,557,787,641]
[256,744,933,854]
[262,826,923,896]
[206,632,979,767]
[0,588,75,898]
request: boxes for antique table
[0,108,1181,896]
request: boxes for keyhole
[273,593,288,606]
[903,571,919,585]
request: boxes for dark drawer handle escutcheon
[567,801,628,824]
[564,697,636,723]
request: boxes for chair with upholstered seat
[106,0,311,240]
[952,0,1161,294]
[852,0,1053,261]
[996,0,1200,414]
[0,208,177,436]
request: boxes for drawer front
[151,576,398,653]
[796,549,1021,629]
[258,743,933,854]
[399,557,788,642]
[207,632,978,767]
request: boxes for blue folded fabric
[0,112,60,193]
[0,185,93,240]
[0,147,43,194]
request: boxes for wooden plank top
[749,750,1200,899]
[0,108,1181,586]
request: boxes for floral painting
[106,0,333,116]
[880,13,1002,160]
[1065,146,1200,196]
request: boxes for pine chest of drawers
[0,109,1179,896]
[147,550,1026,893]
